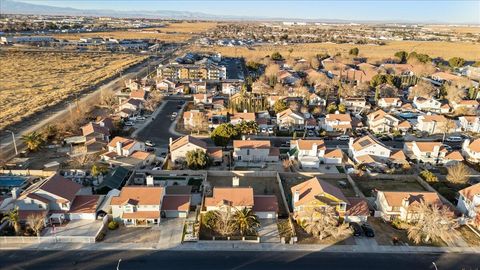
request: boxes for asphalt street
[0,250,478,270]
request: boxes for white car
[337,135,350,141]
[124,121,135,126]
[145,140,155,147]
[152,167,162,171]
[267,127,274,134]
[136,116,146,121]
[171,112,178,118]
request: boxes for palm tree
[185,149,209,170]
[233,207,260,236]
[21,131,44,152]
[2,207,21,235]
[407,201,458,245]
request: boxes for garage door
[165,211,187,218]
[255,211,276,219]
[69,213,96,220]
[344,215,367,223]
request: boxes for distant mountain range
[1,0,474,24]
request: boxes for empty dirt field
[54,21,218,42]
[0,50,146,130]
[193,40,480,62]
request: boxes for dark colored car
[350,222,362,237]
[361,224,375,237]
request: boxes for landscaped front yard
[293,221,355,245]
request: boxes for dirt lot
[207,174,288,216]
[192,40,480,62]
[103,226,160,243]
[281,174,357,211]
[458,226,480,247]
[293,221,355,245]
[0,50,146,130]
[54,21,218,42]
[353,178,426,197]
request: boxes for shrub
[438,187,456,203]
[391,218,408,230]
[108,221,119,230]
[420,170,438,183]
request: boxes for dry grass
[192,40,480,61]
[425,25,480,34]
[54,21,218,41]
[0,50,146,130]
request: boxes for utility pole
[5,130,18,156]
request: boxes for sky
[18,0,480,24]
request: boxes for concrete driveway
[258,219,280,243]
[157,218,185,249]
[42,220,102,237]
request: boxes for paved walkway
[156,218,185,249]
[258,219,280,243]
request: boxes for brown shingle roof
[253,195,278,212]
[468,139,480,152]
[381,191,442,208]
[324,149,344,159]
[111,187,163,206]
[68,195,100,214]
[204,187,254,208]
[413,141,447,153]
[351,135,386,152]
[346,197,370,216]
[326,113,352,122]
[459,183,480,202]
[122,211,160,219]
[291,139,326,151]
[161,195,191,211]
[35,174,81,203]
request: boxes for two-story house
[404,141,462,165]
[459,116,480,133]
[289,139,326,168]
[367,109,407,134]
[375,190,445,222]
[229,112,256,126]
[341,97,369,112]
[348,135,391,165]
[457,183,480,219]
[416,114,455,134]
[377,97,402,109]
[413,97,450,113]
[309,93,326,106]
[111,186,164,226]
[193,93,213,105]
[233,140,279,163]
[462,138,480,163]
[321,113,352,132]
[451,100,479,112]
[276,108,305,131]
[101,137,154,168]
[204,186,278,219]
[291,177,369,222]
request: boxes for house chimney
[243,109,247,113]
[433,144,440,155]
[293,190,300,206]
[116,141,123,156]
[169,137,173,145]
[242,135,246,141]
[232,176,240,187]
[146,175,154,186]
[335,110,340,114]
[312,143,317,152]
[401,197,409,208]
[11,187,19,200]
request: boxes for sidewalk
[2,241,479,254]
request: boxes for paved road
[135,97,187,147]
[0,250,477,270]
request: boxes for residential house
[169,135,207,163]
[233,140,279,163]
[459,116,480,133]
[341,97,369,113]
[111,187,164,226]
[266,95,286,107]
[462,138,480,163]
[416,114,455,134]
[10,174,100,224]
[276,109,305,131]
[451,100,479,112]
[81,121,111,153]
[321,113,352,132]
[230,112,256,126]
[457,183,480,219]
[413,97,450,114]
[375,191,445,222]
[156,79,175,91]
[221,80,243,95]
[349,135,403,166]
[193,93,213,105]
[308,93,326,106]
[189,81,207,93]
[290,177,369,222]
[289,139,326,168]
[119,98,144,117]
[204,186,278,219]
[129,90,147,101]
[277,70,299,85]
[404,141,462,165]
[183,110,208,130]
[367,109,404,134]
[431,71,463,85]
[101,137,154,167]
[377,97,402,109]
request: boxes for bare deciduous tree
[302,206,352,240]
[407,201,458,245]
[409,80,436,99]
[446,162,470,184]
[27,214,45,236]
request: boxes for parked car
[145,140,155,147]
[307,130,315,137]
[152,167,162,171]
[361,224,375,237]
[337,135,350,141]
[124,121,135,126]
[443,144,453,152]
[136,116,146,121]
[350,222,362,236]
[267,127,274,134]
[261,128,267,133]
[446,136,462,142]
[146,147,155,152]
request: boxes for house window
[62,203,68,209]
[38,204,43,209]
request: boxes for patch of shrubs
[419,170,438,183]
[108,221,119,230]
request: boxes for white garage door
[165,211,187,218]
[255,211,276,219]
[69,213,96,220]
[344,215,367,223]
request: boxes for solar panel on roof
[359,140,371,147]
